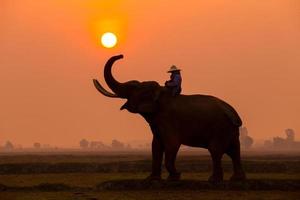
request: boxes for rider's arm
[166,74,181,87]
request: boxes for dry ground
[0,152,299,200]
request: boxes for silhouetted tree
[285,129,295,142]
[111,139,124,149]
[243,137,253,149]
[33,142,41,149]
[80,139,89,149]
[4,141,14,150]
[239,127,254,149]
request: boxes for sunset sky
[0,0,299,147]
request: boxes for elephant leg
[165,144,181,181]
[208,146,224,183]
[226,138,246,181]
[146,135,164,181]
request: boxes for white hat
[167,65,181,73]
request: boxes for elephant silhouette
[93,55,246,182]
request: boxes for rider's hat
[167,65,181,73]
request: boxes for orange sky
[0,0,299,147]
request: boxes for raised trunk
[104,54,127,97]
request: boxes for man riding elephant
[165,65,182,96]
[93,55,246,182]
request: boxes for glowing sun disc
[101,32,117,48]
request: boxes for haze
[0,0,299,147]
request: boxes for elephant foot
[230,172,246,182]
[167,172,181,181]
[208,174,223,183]
[144,174,162,182]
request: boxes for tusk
[93,79,119,98]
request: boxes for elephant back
[214,98,243,127]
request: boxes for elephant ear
[136,89,161,114]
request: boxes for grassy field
[1,191,300,200]
[0,152,299,200]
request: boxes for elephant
[93,54,246,182]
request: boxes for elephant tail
[216,98,243,127]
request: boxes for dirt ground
[0,152,299,200]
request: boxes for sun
[101,32,117,48]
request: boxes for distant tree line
[1,128,298,151]
[79,139,132,150]
[264,129,300,150]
